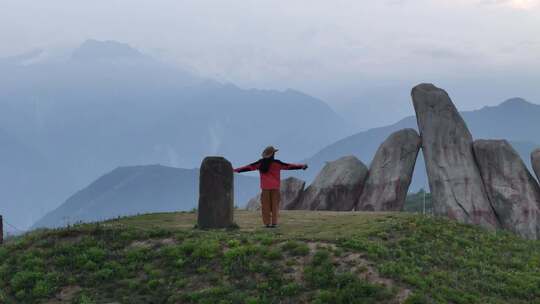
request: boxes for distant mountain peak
[499,97,534,107]
[71,39,144,61]
[0,48,44,65]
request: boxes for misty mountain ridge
[0,39,349,230]
[33,164,260,229]
[71,39,145,62]
[498,97,532,107]
[2,39,538,231]
[0,39,349,166]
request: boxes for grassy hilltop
[1,211,540,304]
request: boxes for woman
[234,146,308,228]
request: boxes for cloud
[412,47,475,60]
[479,0,540,9]
[507,0,539,9]
[1,0,539,124]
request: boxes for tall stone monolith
[357,129,421,211]
[411,83,499,229]
[474,140,540,239]
[198,157,234,229]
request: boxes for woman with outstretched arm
[234,146,308,228]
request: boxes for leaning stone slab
[533,148,540,183]
[245,177,306,211]
[411,83,499,229]
[474,140,540,239]
[298,155,368,211]
[357,129,421,211]
[198,156,234,229]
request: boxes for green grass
[1,210,540,303]
[404,189,433,214]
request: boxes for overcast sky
[1,0,539,127]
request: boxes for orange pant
[261,189,280,225]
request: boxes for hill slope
[33,165,260,228]
[3,211,540,303]
[296,98,540,190]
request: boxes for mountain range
[33,97,540,228]
[33,165,260,228]
[0,40,349,230]
[2,40,540,230]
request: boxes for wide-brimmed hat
[262,146,278,158]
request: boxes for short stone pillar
[198,157,234,229]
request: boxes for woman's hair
[259,155,274,173]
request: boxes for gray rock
[245,177,306,211]
[198,157,234,229]
[533,148,540,183]
[473,140,540,239]
[357,129,421,211]
[246,194,261,211]
[298,156,368,211]
[280,177,306,210]
[411,83,499,229]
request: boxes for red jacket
[234,159,305,190]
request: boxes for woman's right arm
[234,160,261,173]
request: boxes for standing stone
[198,157,234,229]
[533,148,540,182]
[357,129,421,211]
[245,177,306,211]
[473,140,540,239]
[411,83,499,229]
[298,156,368,211]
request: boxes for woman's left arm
[277,160,307,170]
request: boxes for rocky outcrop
[411,83,499,229]
[297,156,368,211]
[473,140,540,239]
[246,195,261,211]
[280,177,306,210]
[198,157,234,229]
[533,149,540,182]
[357,129,421,211]
[245,177,305,211]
